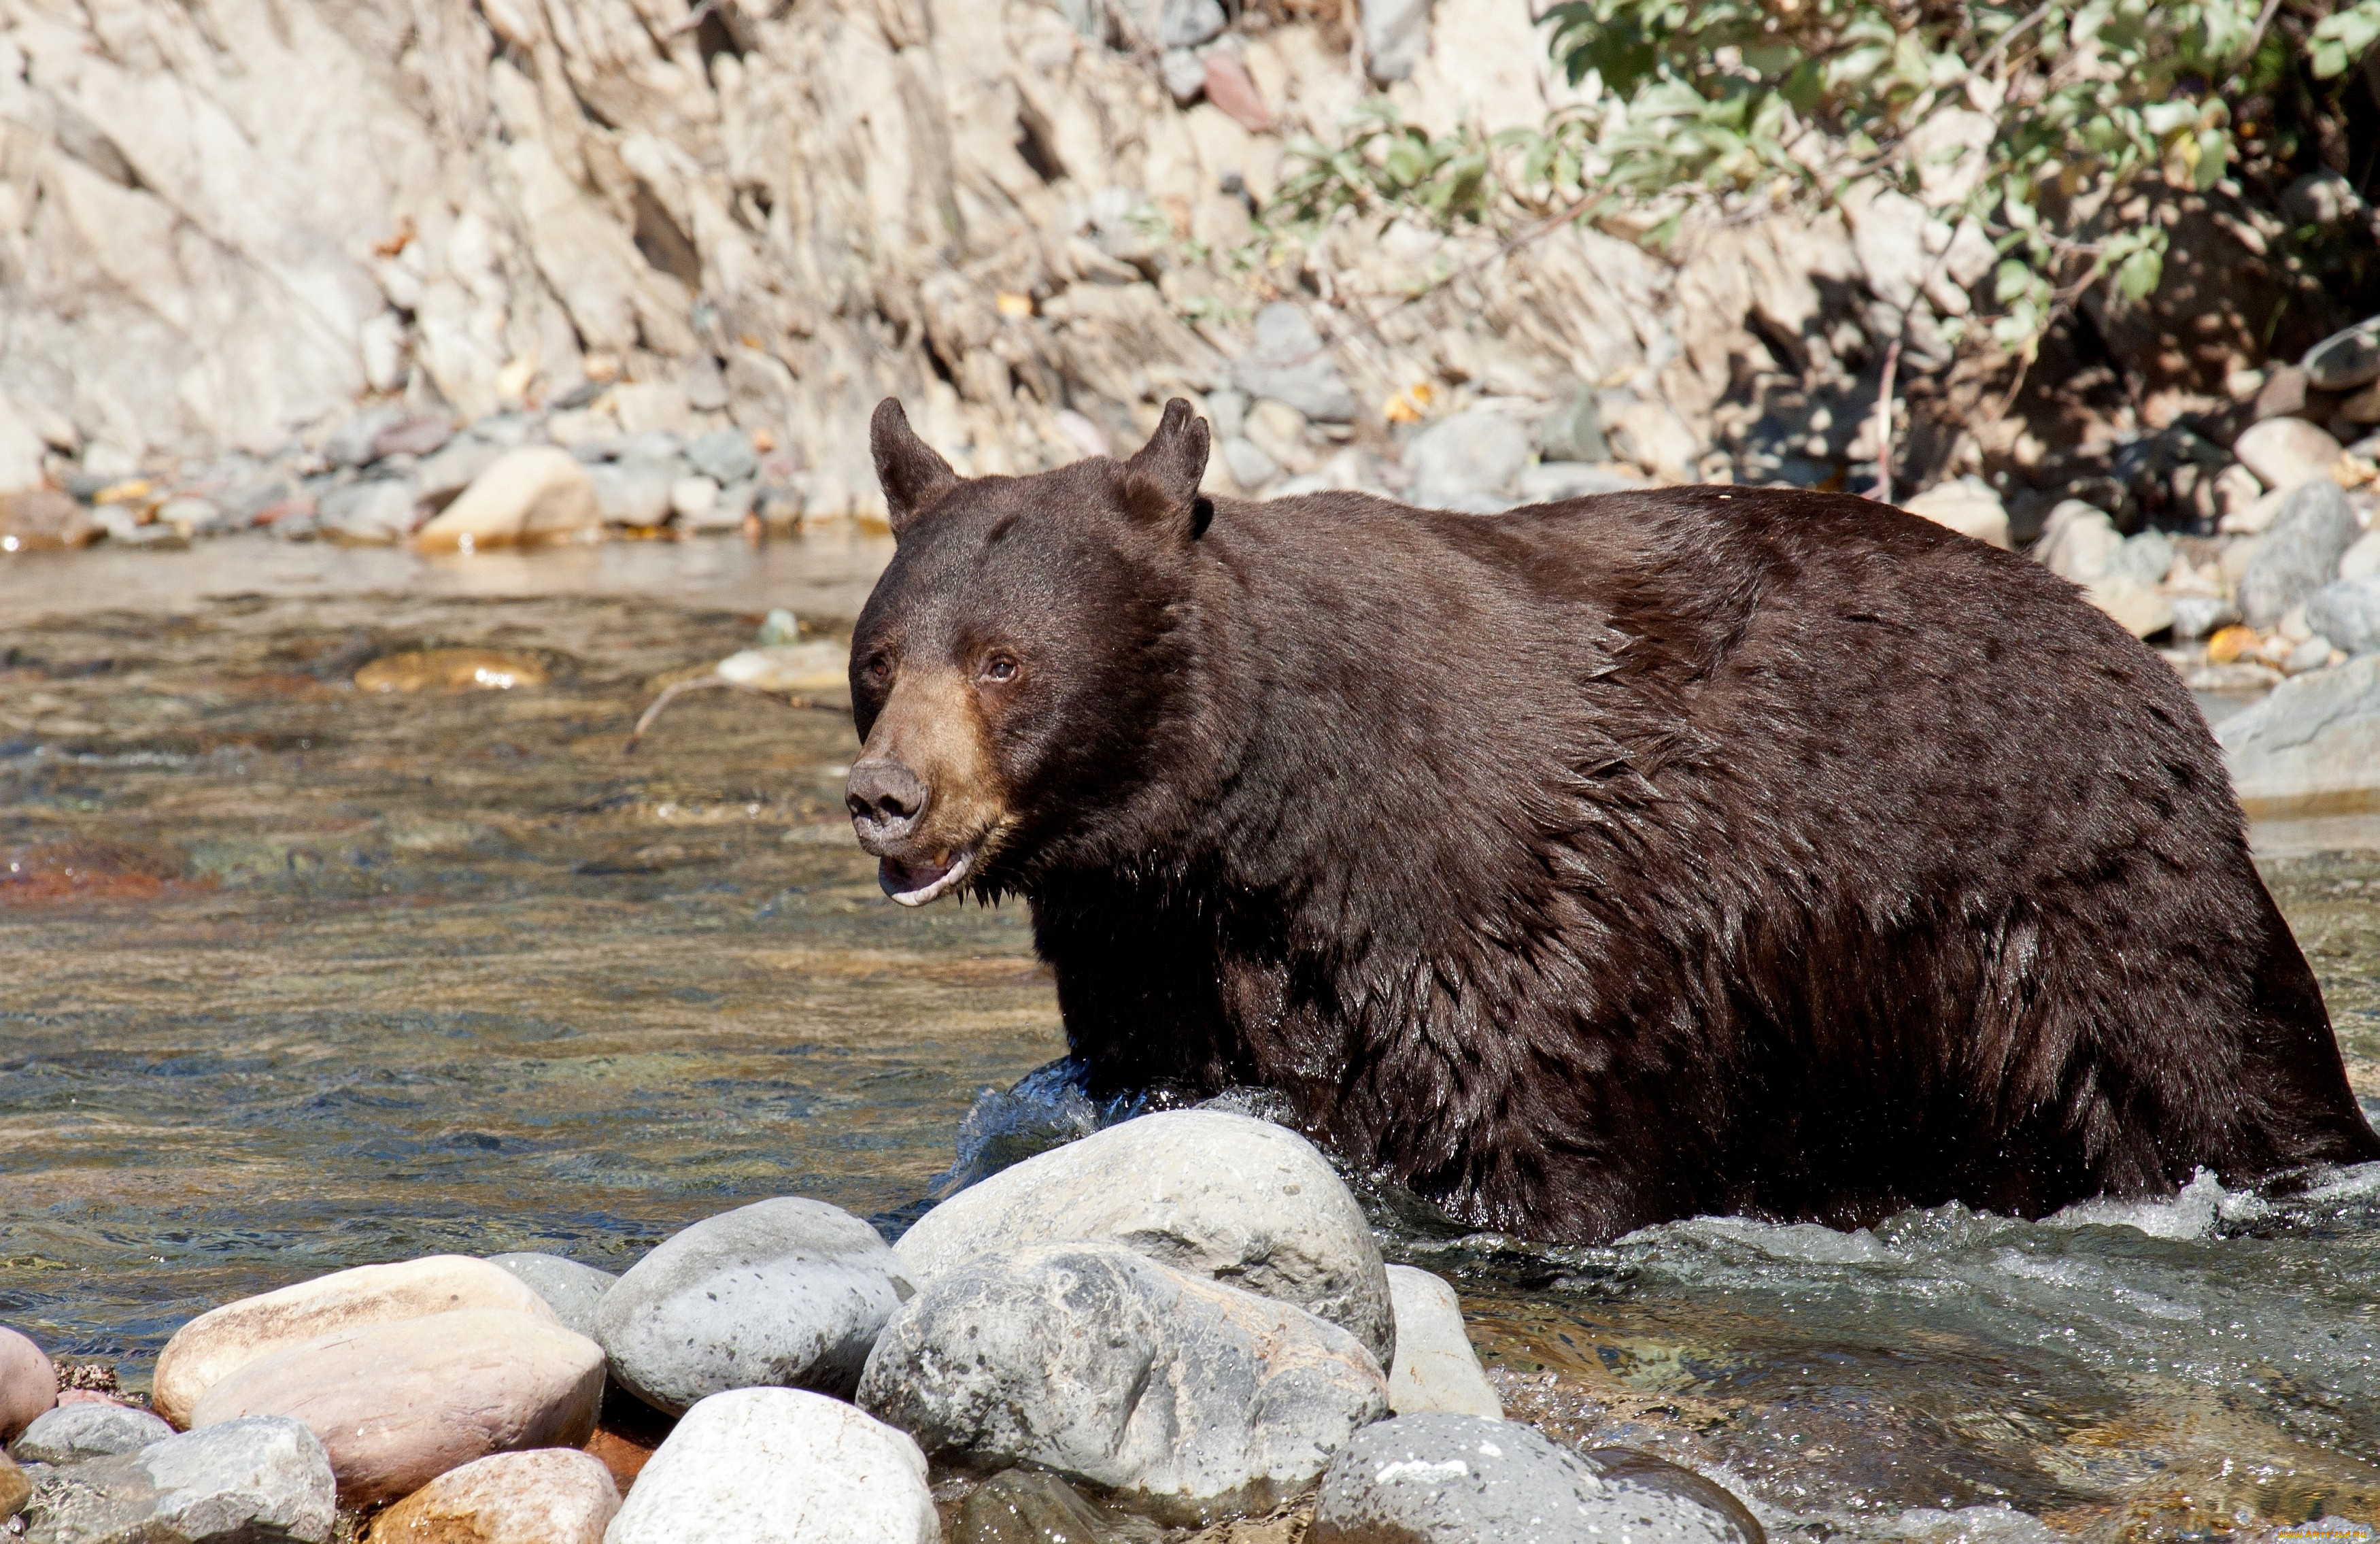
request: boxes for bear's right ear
[871,398,958,537]
[1119,397,1212,543]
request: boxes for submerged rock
[595,1197,911,1413]
[9,1404,173,1466]
[0,1327,56,1444]
[896,1108,1394,1365]
[1310,1414,1759,1544]
[186,1307,605,1507]
[1383,1266,1500,1420]
[484,1254,617,1340]
[364,1447,619,1544]
[153,1255,560,1426]
[953,1467,1116,1543]
[858,1241,1389,1525]
[603,1388,936,1544]
[22,1416,336,1544]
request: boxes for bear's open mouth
[878,846,974,907]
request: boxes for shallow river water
[3,532,2377,1543]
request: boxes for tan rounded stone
[366,1448,619,1543]
[414,446,600,550]
[190,1308,605,1509]
[154,1256,559,1427]
[0,1326,56,1443]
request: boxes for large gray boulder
[22,1417,335,1544]
[9,1405,172,1466]
[896,1109,1394,1366]
[857,1242,1389,1526]
[2239,480,2360,628]
[595,1198,910,1413]
[2217,653,2380,813]
[486,1252,619,1339]
[604,1388,935,1544]
[1310,1414,1761,1544]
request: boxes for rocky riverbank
[0,1108,1769,1544]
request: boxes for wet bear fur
[848,399,2380,1243]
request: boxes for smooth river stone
[485,1255,617,1340]
[0,1326,56,1443]
[10,1403,173,1464]
[153,1256,560,1426]
[22,1415,336,1544]
[896,1109,1395,1368]
[1382,1266,1501,1420]
[187,1308,605,1508]
[594,1198,910,1414]
[602,1388,935,1544]
[367,1448,619,1543]
[858,1241,1389,1526]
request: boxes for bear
[843,397,2380,1243]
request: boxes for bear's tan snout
[846,758,929,851]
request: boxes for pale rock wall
[0,0,1875,509]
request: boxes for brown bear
[844,397,2380,1243]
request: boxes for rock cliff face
[0,0,1861,514]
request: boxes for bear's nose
[846,758,930,847]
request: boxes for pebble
[414,438,505,507]
[1534,388,1607,463]
[2339,530,2380,582]
[1231,303,1356,424]
[324,405,409,467]
[594,1197,911,1413]
[2082,575,2175,639]
[2302,318,2380,392]
[2286,635,2338,674]
[2171,594,2241,642]
[896,1109,1395,1366]
[1309,1413,1758,1544]
[686,429,759,486]
[188,1307,605,1508]
[9,1403,173,1464]
[1220,435,1281,492]
[669,475,721,522]
[2033,501,2122,583]
[152,1255,562,1427]
[602,1388,936,1544]
[1203,53,1273,133]
[0,1328,56,1443]
[2239,480,2361,628]
[414,446,600,550]
[352,649,549,694]
[364,1448,619,1544]
[953,1467,1114,1543]
[1900,477,2011,548]
[374,418,455,460]
[1601,394,1703,481]
[588,460,677,526]
[1383,1267,1500,1419]
[2232,417,2343,493]
[0,489,99,552]
[859,1241,1389,1525]
[1404,412,1531,511]
[318,478,420,544]
[1362,0,1431,82]
[484,1254,618,1340]
[22,1415,336,1544]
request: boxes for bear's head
[845,397,1218,905]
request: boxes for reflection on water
[3,533,2378,1542]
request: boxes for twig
[623,675,824,755]
[2244,0,2284,61]
[1975,0,2055,78]
[1874,333,1905,506]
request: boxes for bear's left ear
[1118,398,1213,542]
[871,397,959,538]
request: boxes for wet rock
[1221,436,1281,492]
[2303,318,2380,392]
[670,475,721,524]
[896,1108,1394,1365]
[0,490,99,552]
[1404,413,1529,511]
[22,1415,336,1544]
[354,650,549,694]
[2219,653,2380,811]
[953,1467,1115,1543]
[9,1403,173,1465]
[2239,480,2361,628]
[414,447,600,550]
[318,478,420,544]
[1515,463,1641,503]
[1310,1414,1758,1544]
[1231,304,1356,424]
[1363,0,1431,83]
[1535,389,1607,465]
[2171,594,2240,641]
[588,460,677,526]
[858,1241,1389,1525]
[484,1254,617,1341]
[188,1307,605,1508]
[363,1447,619,1544]
[603,1388,935,1544]
[1901,477,2010,549]
[1383,1267,1499,1420]
[1884,1504,2058,1544]
[0,1329,55,1443]
[595,1197,910,1414]
[2309,576,2380,654]
[2232,418,2343,493]
[715,642,852,694]
[686,429,759,487]
[152,1255,561,1426]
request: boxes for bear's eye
[864,656,892,684]
[981,654,1019,684]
